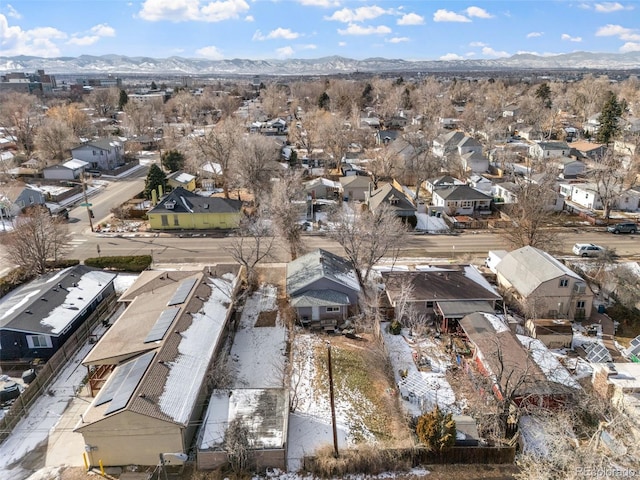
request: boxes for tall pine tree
[144,163,167,199]
[597,91,623,144]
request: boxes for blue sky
[1,1,639,60]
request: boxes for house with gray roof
[339,175,372,202]
[42,158,89,180]
[529,141,570,160]
[431,185,492,215]
[76,266,241,467]
[495,246,593,320]
[0,183,46,218]
[71,138,125,171]
[287,249,360,329]
[366,182,416,219]
[0,266,116,361]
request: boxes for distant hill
[1,52,640,75]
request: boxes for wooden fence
[0,292,117,443]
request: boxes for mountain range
[1,52,640,76]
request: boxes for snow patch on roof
[39,270,117,334]
[158,276,233,424]
[482,313,509,333]
[517,335,581,389]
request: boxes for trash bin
[597,304,606,314]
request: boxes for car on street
[607,222,637,234]
[573,243,605,257]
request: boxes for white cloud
[620,42,640,52]
[596,24,640,41]
[338,41,346,46]
[326,6,390,23]
[440,53,464,60]
[337,24,392,35]
[90,24,116,37]
[67,36,99,46]
[482,46,509,57]
[433,9,470,22]
[6,4,21,19]
[465,6,493,18]
[397,13,424,25]
[561,33,582,42]
[276,46,295,58]
[387,36,409,43]
[266,28,300,40]
[299,44,317,50]
[139,0,249,22]
[244,15,254,21]
[196,45,224,59]
[527,31,543,38]
[0,15,66,56]
[297,0,340,6]
[594,2,630,12]
[469,41,487,47]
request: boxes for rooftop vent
[165,200,176,210]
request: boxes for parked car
[607,222,637,234]
[573,243,605,257]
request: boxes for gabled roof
[287,249,360,297]
[149,187,242,214]
[304,177,342,190]
[339,175,371,188]
[433,185,492,201]
[426,175,464,187]
[535,141,570,150]
[457,136,482,148]
[434,130,465,147]
[63,158,89,169]
[367,183,416,213]
[495,246,582,297]
[0,266,116,336]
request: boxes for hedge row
[84,255,152,272]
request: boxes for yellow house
[167,170,197,192]
[148,187,242,230]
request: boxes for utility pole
[327,341,339,458]
[82,174,94,232]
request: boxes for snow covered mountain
[1,52,639,75]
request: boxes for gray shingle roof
[434,185,492,201]
[287,249,360,296]
[290,289,350,307]
[367,183,416,213]
[149,187,243,214]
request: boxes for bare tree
[224,417,252,473]
[368,146,398,189]
[35,117,76,162]
[123,101,155,136]
[85,87,120,118]
[228,209,275,290]
[260,83,288,118]
[327,203,407,297]
[591,150,634,220]
[232,134,281,206]
[46,104,92,138]
[288,107,325,156]
[269,170,307,260]
[0,92,41,156]
[501,176,560,250]
[1,205,71,274]
[192,117,244,199]
[607,264,640,309]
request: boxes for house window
[559,278,569,287]
[326,306,340,313]
[576,300,586,309]
[26,335,53,349]
[426,301,434,308]
[93,150,96,155]
[161,215,169,226]
[173,215,179,226]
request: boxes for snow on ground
[382,325,460,417]
[253,466,432,480]
[415,213,449,233]
[229,284,287,388]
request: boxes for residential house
[502,104,520,119]
[564,182,639,212]
[71,138,125,171]
[303,177,342,200]
[529,141,571,160]
[433,131,466,158]
[493,180,564,212]
[459,312,580,406]
[516,126,542,141]
[433,131,486,173]
[375,129,401,145]
[460,150,489,174]
[166,170,197,192]
[424,175,465,194]
[0,266,116,361]
[495,246,593,320]
[42,158,89,181]
[286,249,360,329]
[569,140,607,161]
[0,183,46,217]
[553,157,586,179]
[381,265,502,332]
[525,318,573,349]
[147,187,242,230]
[431,185,492,216]
[583,113,601,136]
[438,117,460,129]
[386,111,409,129]
[339,175,372,202]
[76,267,241,467]
[360,116,381,129]
[366,183,417,220]
[468,174,494,194]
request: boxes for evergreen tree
[318,91,330,111]
[597,91,623,144]
[118,89,128,111]
[144,163,167,199]
[161,149,185,172]
[415,406,456,451]
[535,83,552,108]
[150,81,158,90]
